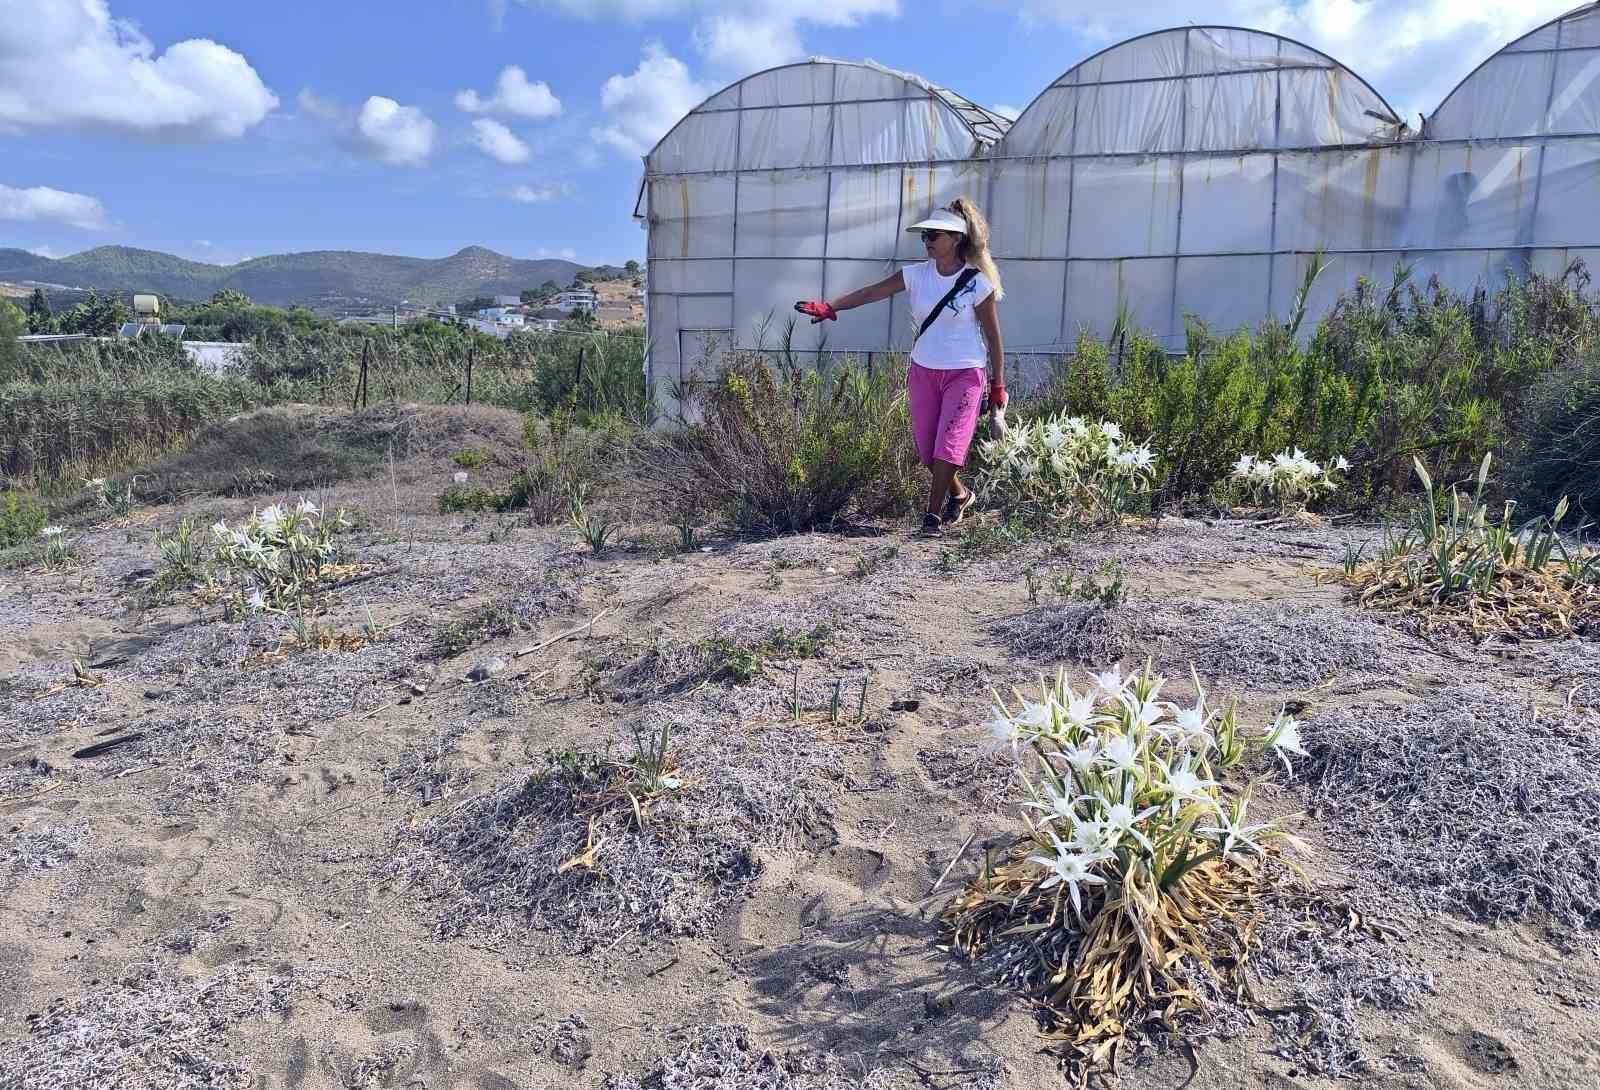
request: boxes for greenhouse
[635,5,1600,401]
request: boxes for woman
[795,197,1005,535]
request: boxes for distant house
[183,341,248,375]
[529,317,560,332]
[554,288,596,314]
[493,294,520,306]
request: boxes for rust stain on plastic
[678,179,690,259]
[1361,151,1380,249]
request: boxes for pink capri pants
[907,362,985,467]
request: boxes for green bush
[438,485,502,513]
[642,355,921,534]
[1022,264,1600,507]
[1511,353,1600,520]
[0,491,47,547]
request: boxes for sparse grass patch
[451,447,487,469]
[1303,691,1600,928]
[430,600,518,660]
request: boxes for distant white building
[529,317,560,332]
[183,341,248,375]
[554,288,595,314]
[493,294,521,306]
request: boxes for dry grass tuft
[600,1023,994,1089]
[0,960,297,1090]
[942,846,1268,1078]
[1302,691,1600,928]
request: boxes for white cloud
[356,97,436,166]
[0,184,110,230]
[693,14,803,72]
[455,66,562,119]
[592,43,716,157]
[991,103,1021,121]
[296,88,342,122]
[508,182,572,202]
[537,246,579,260]
[1010,1,1574,124]
[0,0,276,139]
[26,244,61,259]
[515,1,899,76]
[298,89,438,166]
[471,119,532,163]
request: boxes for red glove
[989,381,1007,409]
[794,300,837,324]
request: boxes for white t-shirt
[902,260,995,370]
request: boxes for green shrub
[1023,264,1600,507]
[1511,352,1600,520]
[452,448,487,469]
[0,492,47,547]
[642,355,921,534]
[438,485,501,513]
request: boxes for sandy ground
[2,462,1599,1089]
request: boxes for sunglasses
[920,229,949,242]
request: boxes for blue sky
[0,1,1577,267]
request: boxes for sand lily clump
[206,499,350,612]
[978,414,1158,525]
[1231,448,1346,512]
[39,525,73,567]
[1342,454,1599,637]
[941,662,1303,1074]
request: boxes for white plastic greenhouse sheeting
[638,8,1600,402]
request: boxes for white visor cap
[905,209,967,235]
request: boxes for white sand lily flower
[986,706,1022,755]
[1164,756,1220,814]
[1335,455,1350,472]
[1027,832,1109,916]
[295,498,320,517]
[1098,733,1141,777]
[1061,688,1099,732]
[1025,783,1084,826]
[1100,422,1123,442]
[1265,713,1309,773]
[246,587,266,611]
[1091,665,1127,699]
[257,503,286,528]
[1198,797,1275,861]
[40,525,67,538]
[1166,699,1213,747]
[1231,454,1256,477]
[1103,789,1159,853]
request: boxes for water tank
[132,294,160,317]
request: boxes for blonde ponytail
[947,196,1004,302]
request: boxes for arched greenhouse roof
[639,59,1010,183]
[1427,3,1600,140]
[998,25,1403,158]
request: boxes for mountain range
[0,245,604,309]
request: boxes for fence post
[575,343,586,406]
[466,344,474,406]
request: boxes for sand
[2,469,1598,1089]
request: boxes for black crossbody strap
[914,267,979,344]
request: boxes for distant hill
[0,245,598,309]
